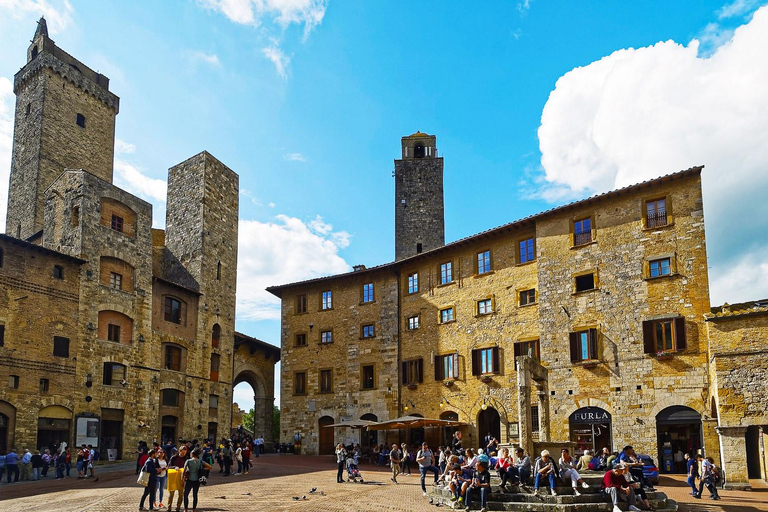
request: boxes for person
[389,443,402,484]
[597,447,611,470]
[139,449,160,511]
[512,447,532,485]
[87,444,98,479]
[31,450,43,480]
[695,454,721,500]
[602,463,641,512]
[576,449,593,471]
[620,446,654,491]
[401,443,412,475]
[183,448,212,512]
[258,435,265,455]
[486,436,499,455]
[533,450,557,496]
[242,441,251,474]
[673,446,684,473]
[155,448,169,509]
[417,442,440,497]
[20,448,32,481]
[606,450,619,468]
[168,446,189,512]
[6,447,19,483]
[221,440,232,477]
[64,445,72,477]
[495,447,514,492]
[42,449,53,477]
[685,452,698,496]
[461,448,477,472]
[464,459,491,512]
[234,442,243,475]
[451,431,464,456]
[335,443,347,483]
[0,449,5,483]
[438,445,447,476]
[136,441,148,475]
[559,448,591,495]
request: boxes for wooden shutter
[402,361,409,385]
[434,355,443,381]
[588,328,598,360]
[642,320,655,354]
[569,332,580,362]
[492,347,501,374]
[452,353,459,378]
[674,316,687,351]
[513,343,522,370]
[471,350,481,376]
[417,358,424,383]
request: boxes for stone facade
[0,19,278,458]
[271,134,722,467]
[705,301,768,488]
[394,132,444,261]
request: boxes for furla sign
[570,408,611,424]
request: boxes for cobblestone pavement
[0,457,766,512]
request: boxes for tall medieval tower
[393,132,445,260]
[6,18,119,240]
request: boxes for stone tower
[393,132,445,260]
[165,151,239,430]
[6,17,119,240]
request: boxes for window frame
[513,339,540,370]
[434,353,460,381]
[361,323,375,338]
[572,216,594,247]
[319,369,333,394]
[295,333,307,347]
[407,315,420,330]
[471,346,500,376]
[210,353,220,382]
[320,290,333,311]
[402,358,424,386]
[361,364,376,390]
[107,323,121,343]
[295,294,307,314]
[161,388,180,407]
[569,328,599,363]
[53,336,70,358]
[518,237,535,264]
[111,214,124,233]
[645,197,670,229]
[574,272,597,293]
[53,265,64,279]
[648,257,672,278]
[294,371,307,395]
[439,261,453,285]
[519,288,536,306]
[164,296,182,324]
[439,306,455,324]
[476,249,492,275]
[320,329,333,344]
[102,362,126,386]
[476,298,493,316]
[407,272,419,294]
[643,316,687,354]
[109,271,123,290]
[40,378,50,392]
[164,344,183,372]
[362,282,375,303]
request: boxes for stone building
[270,131,766,487]
[0,18,279,458]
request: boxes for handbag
[137,470,150,486]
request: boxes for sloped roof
[706,299,768,321]
[266,166,703,297]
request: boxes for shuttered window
[434,353,459,381]
[569,329,598,362]
[643,317,687,354]
[471,347,500,375]
[402,358,424,385]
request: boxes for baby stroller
[346,455,364,483]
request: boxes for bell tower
[6,17,119,239]
[393,132,445,260]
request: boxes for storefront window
[569,407,612,456]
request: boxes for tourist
[139,449,159,511]
[183,447,212,512]
[451,431,464,456]
[512,447,532,485]
[449,460,472,506]
[372,444,380,465]
[694,454,721,500]
[685,452,698,496]
[20,448,32,480]
[31,450,43,480]
[461,448,477,472]
[64,445,72,477]
[416,441,440,497]
[155,448,169,509]
[619,446,654,490]
[495,447,514,492]
[486,435,499,455]
[438,445,447,475]
[401,443,412,475]
[464,459,491,512]
[234,442,243,475]
[602,463,641,512]
[389,443,402,484]
[136,441,148,475]
[606,450,619,468]
[221,440,232,477]
[335,443,347,483]
[42,449,53,477]
[6,447,19,483]
[576,449,593,471]
[242,441,251,474]
[559,448,591,495]
[598,447,611,470]
[167,446,189,512]
[533,450,557,496]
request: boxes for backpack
[589,456,601,470]
[711,465,721,484]
[92,449,100,462]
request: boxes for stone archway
[233,332,280,451]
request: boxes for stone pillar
[517,356,534,457]
[702,418,720,464]
[537,387,550,443]
[715,425,751,490]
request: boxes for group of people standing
[0,443,98,484]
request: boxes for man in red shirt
[602,464,641,512]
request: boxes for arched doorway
[477,407,500,449]
[318,416,335,455]
[161,415,178,443]
[655,405,702,474]
[746,425,767,479]
[0,401,16,453]
[569,407,612,456]
[360,413,378,448]
[37,405,72,453]
[440,411,459,447]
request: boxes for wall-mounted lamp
[481,399,488,411]
[85,374,93,387]
[87,323,95,330]
[403,399,416,412]
[152,375,159,383]
[309,323,314,330]
[138,334,145,343]
[439,396,451,408]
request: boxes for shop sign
[570,409,611,424]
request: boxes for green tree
[272,405,280,441]
[242,409,254,432]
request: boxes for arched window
[414,143,425,158]
[212,324,221,348]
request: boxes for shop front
[569,407,612,456]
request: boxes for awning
[323,419,380,429]
[367,416,467,431]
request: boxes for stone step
[433,485,669,503]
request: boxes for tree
[272,405,280,441]
[242,409,254,432]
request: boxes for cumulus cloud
[113,159,168,204]
[262,45,290,78]
[200,0,327,38]
[718,0,760,19]
[189,50,221,66]
[0,77,13,231]
[237,215,351,320]
[115,138,136,154]
[283,152,306,162]
[0,0,74,34]
[536,6,768,305]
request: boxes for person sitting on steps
[533,450,558,496]
[559,448,591,496]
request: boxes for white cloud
[262,45,290,78]
[0,0,74,34]
[536,5,768,305]
[718,0,760,19]
[709,247,768,303]
[200,0,327,38]
[113,159,168,204]
[283,152,306,162]
[114,138,136,154]
[0,77,13,231]
[237,215,351,320]
[189,50,221,66]
[517,0,531,16]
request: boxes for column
[517,356,534,457]
[537,386,550,443]
[715,425,751,490]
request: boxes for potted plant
[656,350,674,360]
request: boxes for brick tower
[393,132,445,260]
[6,17,119,240]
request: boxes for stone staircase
[430,472,678,511]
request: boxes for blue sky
[1,0,767,412]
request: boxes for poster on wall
[75,416,100,447]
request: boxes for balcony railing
[573,231,592,246]
[646,210,668,228]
